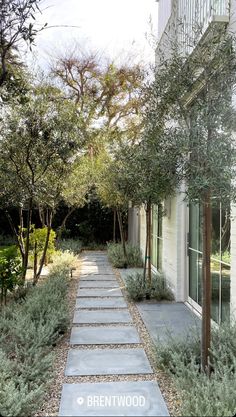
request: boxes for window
[189,202,231,323]
[152,205,163,270]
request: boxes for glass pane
[189,203,202,250]
[158,205,163,238]
[221,264,231,322]
[212,206,220,257]
[152,235,157,268]
[211,260,220,323]
[189,250,201,303]
[157,238,162,271]
[197,253,202,306]
[221,208,231,263]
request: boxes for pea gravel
[34,252,181,416]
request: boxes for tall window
[189,202,231,323]
[152,205,163,270]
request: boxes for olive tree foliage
[0,83,81,282]
[151,26,236,371]
[0,0,46,87]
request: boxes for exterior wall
[128,207,140,246]
[139,206,146,262]
[230,204,236,319]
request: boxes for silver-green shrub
[107,243,143,268]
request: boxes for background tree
[0,0,46,87]
[0,82,81,282]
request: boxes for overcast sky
[28,0,158,70]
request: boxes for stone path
[59,252,169,416]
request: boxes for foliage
[0,0,46,87]
[29,226,56,262]
[57,238,82,254]
[107,243,143,268]
[0,245,22,304]
[0,234,15,246]
[50,250,77,275]
[125,272,147,301]
[150,273,174,301]
[125,271,174,302]
[0,268,69,416]
[154,320,236,416]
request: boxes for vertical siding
[158,0,172,39]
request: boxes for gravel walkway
[35,251,181,416]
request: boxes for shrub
[107,242,143,268]
[50,250,77,275]
[150,273,174,301]
[0,268,69,416]
[125,272,174,302]
[0,245,22,305]
[57,238,82,254]
[125,272,147,301]
[154,320,236,416]
[0,234,16,246]
[29,226,56,266]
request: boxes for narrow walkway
[59,252,169,416]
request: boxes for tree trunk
[22,198,33,281]
[144,202,152,285]
[117,209,128,267]
[201,190,212,372]
[5,210,25,260]
[38,206,46,227]
[113,208,116,242]
[33,241,38,282]
[57,207,76,241]
[34,210,53,285]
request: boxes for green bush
[125,272,147,301]
[50,250,77,275]
[0,245,22,304]
[0,235,16,246]
[125,272,174,302]
[57,238,82,254]
[150,273,174,301]
[0,268,69,416]
[29,226,56,266]
[107,242,143,268]
[154,321,236,416]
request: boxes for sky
[28,0,158,70]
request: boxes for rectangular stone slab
[59,381,169,416]
[76,297,127,309]
[70,326,140,345]
[65,348,152,376]
[79,281,119,288]
[80,269,114,276]
[77,288,122,297]
[73,309,132,324]
[80,274,117,281]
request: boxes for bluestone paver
[59,381,169,416]
[76,297,127,309]
[65,348,153,376]
[73,309,132,324]
[80,274,117,281]
[77,288,122,297]
[70,326,140,345]
[79,281,119,288]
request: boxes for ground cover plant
[107,242,143,268]
[125,272,174,302]
[154,321,236,416]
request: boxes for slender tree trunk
[33,241,38,282]
[34,210,53,285]
[22,198,33,281]
[144,207,149,281]
[113,208,116,242]
[147,201,152,285]
[117,209,128,267]
[201,190,212,372]
[38,206,46,227]
[5,210,25,260]
[57,207,76,241]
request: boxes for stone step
[65,348,153,376]
[73,309,132,324]
[77,288,123,297]
[59,381,169,416]
[76,297,127,309]
[80,274,117,281]
[79,281,119,288]
[70,326,140,345]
